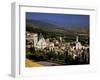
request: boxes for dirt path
[37,61,61,66]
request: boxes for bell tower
[75,35,82,50]
[76,35,79,42]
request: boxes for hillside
[26,19,89,44]
[26,19,89,35]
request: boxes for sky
[26,12,89,27]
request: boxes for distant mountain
[26,19,59,30]
[26,19,89,35]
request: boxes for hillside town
[26,31,89,65]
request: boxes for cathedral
[33,33,47,49]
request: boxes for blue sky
[26,12,89,27]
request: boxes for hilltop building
[75,36,82,50]
[36,33,47,49]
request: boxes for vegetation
[26,59,43,67]
[26,47,89,65]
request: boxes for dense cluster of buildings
[26,32,89,60]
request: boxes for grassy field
[25,59,43,67]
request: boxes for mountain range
[26,19,89,35]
